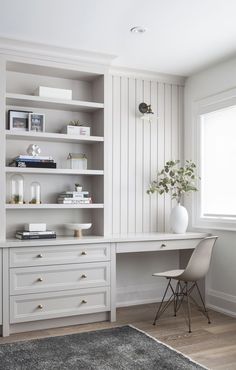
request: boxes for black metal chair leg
[185,282,192,333]
[195,281,211,324]
[153,278,172,325]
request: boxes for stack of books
[16,230,56,240]
[57,191,92,204]
[9,155,57,168]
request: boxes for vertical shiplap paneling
[135,79,144,232]
[120,77,128,233]
[109,74,184,234]
[142,80,151,232]
[157,83,165,231]
[112,76,121,234]
[164,84,172,231]
[178,85,184,163]
[171,85,179,211]
[150,81,158,232]
[127,78,136,233]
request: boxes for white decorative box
[35,86,72,100]
[24,223,47,232]
[62,125,91,136]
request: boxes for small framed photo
[29,113,45,132]
[8,110,32,131]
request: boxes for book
[10,161,57,168]
[15,234,57,240]
[15,158,55,163]
[58,193,90,199]
[61,191,89,195]
[57,199,91,204]
[16,155,53,160]
[16,230,55,236]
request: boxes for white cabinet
[9,243,112,325]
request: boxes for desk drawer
[10,287,110,323]
[10,262,110,295]
[116,239,202,253]
[10,244,110,267]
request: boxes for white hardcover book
[24,223,47,232]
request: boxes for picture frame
[29,113,45,132]
[8,110,32,131]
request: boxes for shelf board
[5,167,104,175]
[6,93,104,112]
[5,131,104,144]
[6,203,104,209]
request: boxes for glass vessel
[30,181,41,204]
[10,174,24,204]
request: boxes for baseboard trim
[117,297,160,308]
[206,288,236,318]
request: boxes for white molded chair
[152,236,218,332]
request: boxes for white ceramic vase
[170,203,188,234]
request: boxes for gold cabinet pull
[81,299,87,304]
[38,304,43,309]
[81,251,87,256]
[81,274,87,279]
[37,254,43,258]
[161,244,166,248]
[37,277,43,282]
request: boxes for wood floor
[0,304,235,370]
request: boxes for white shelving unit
[2,57,107,239]
[6,131,104,144]
[6,93,104,112]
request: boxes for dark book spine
[11,162,57,168]
[16,234,57,240]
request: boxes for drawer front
[10,287,110,323]
[10,244,110,267]
[116,239,202,253]
[10,262,110,295]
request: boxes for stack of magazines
[16,230,56,240]
[9,155,57,168]
[57,191,92,204]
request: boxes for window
[193,89,236,230]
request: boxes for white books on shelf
[35,86,72,100]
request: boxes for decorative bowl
[66,223,92,237]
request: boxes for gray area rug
[0,325,206,370]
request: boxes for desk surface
[1,232,209,248]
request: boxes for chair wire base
[153,278,211,333]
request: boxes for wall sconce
[139,102,155,122]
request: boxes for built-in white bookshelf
[1,58,107,239]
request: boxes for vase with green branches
[147,160,199,233]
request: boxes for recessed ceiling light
[130,26,147,34]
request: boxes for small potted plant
[147,160,199,233]
[75,183,82,192]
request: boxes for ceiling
[0,0,236,76]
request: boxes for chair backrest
[179,236,218,282]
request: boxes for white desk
[0,232,208,336]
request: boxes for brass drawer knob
[81,299,87,304]
[37,254,43,258]
[161,244,166,248]
[81,274,87,279]
[37,277,43,282]
[81,251,87,256]
[38,304,43,309]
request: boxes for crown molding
[0,37,117,69]
[109,65,186,86]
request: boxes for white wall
[185,57,236,317]
[108,71,185,305]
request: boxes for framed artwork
[29,113,45,132]
[8,110,32,131]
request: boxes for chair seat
[152,269,184,279]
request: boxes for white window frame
[192,87,236,231]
